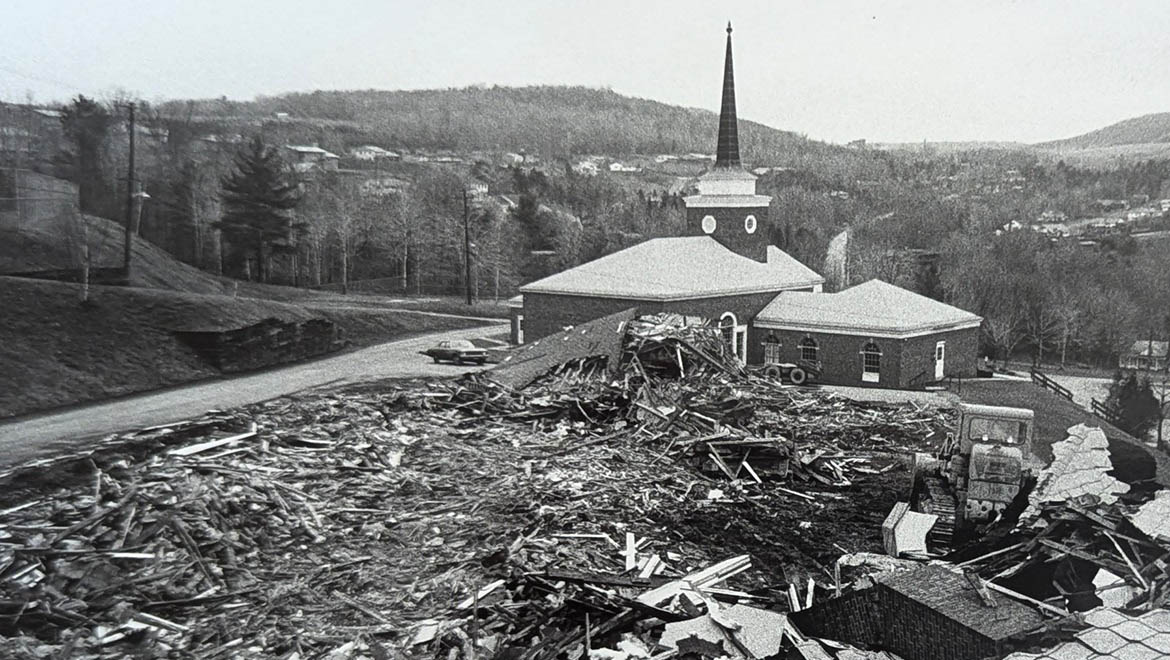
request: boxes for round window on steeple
[744,215,757,234]
[701,215,717,234]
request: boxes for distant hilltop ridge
[159,85,839,160]
[1037,112,1170,151]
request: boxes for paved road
[0,323,507,469]
[820,384,958,407]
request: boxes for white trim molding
[753,318,982,341]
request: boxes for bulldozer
[885,403,1037,555]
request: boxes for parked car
[757,360,820,386]
[422,339,488,365]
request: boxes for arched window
[799,337,819,363]
[861,341,881,383]
[764,333,781,364]
[719,312,737,356]
[718,312,747,364]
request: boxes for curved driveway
[0,323,507,469]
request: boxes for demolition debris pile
[0,315,949,658]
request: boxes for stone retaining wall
[176,318,343,373]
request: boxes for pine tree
[59,95,113,216]
[1107,372,1160,439]
[216,137,301,282]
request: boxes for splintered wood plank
[625,532,637,572]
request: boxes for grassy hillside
[0,276,494,418]
[160,86,891,180]
[1037,112,1170,151]
[167,86,804,154]
[0,212,331,300]
[0,277,276,417]
[0,214,498,417]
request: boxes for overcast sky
[3,0,1169,144]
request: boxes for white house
[571,161,600,176]
[285,145,340,172]
[350,145,400,161]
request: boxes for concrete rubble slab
[1130,490,1170,541]
[658,603,790,659]
[1027,424,1130,516]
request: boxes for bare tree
[59,202,113,302]
[1025,304,1061,367]
[303,173,380,294]
[1051,288,1084,368]
[985,306,1025,369]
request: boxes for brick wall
[794,584,1003,660]
[899,326,979,386]
[790,587,879,648]
[521,290,782,343]
[685,205,770,262]
[751,325,978,388]
[876,583,999,660]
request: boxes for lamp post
[131,188,150,236]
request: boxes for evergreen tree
[1107,372,1160,438]
[216,137,301,282]
[59,95,113,216]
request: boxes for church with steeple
[512,24,982,388]
[515,23,825,364]
[684,22,774,264]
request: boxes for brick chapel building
[509,24,981,388]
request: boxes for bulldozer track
[921,475,957,550]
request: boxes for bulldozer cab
[955,403,1034,456]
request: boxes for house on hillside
[508,24,984,390]
[466,182,489,198]
[1038,210,1067,224]
[1095,199,1128,212]
[572,160,600,176]
[350,145,400,161]
[1120,340,1169,372]
[0,104,66,161]
[285,145,339,173]
[359,176,409,197]
[1032,223,1069,238]
[608,162,640,173]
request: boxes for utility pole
[122,102,136,277]
[463,188,472,305]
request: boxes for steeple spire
[715,21,741,168]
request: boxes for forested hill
[159,86,867,168]
[1037,112,1170,151]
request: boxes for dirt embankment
[0,276,491,418]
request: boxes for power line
[0,61,85,96]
